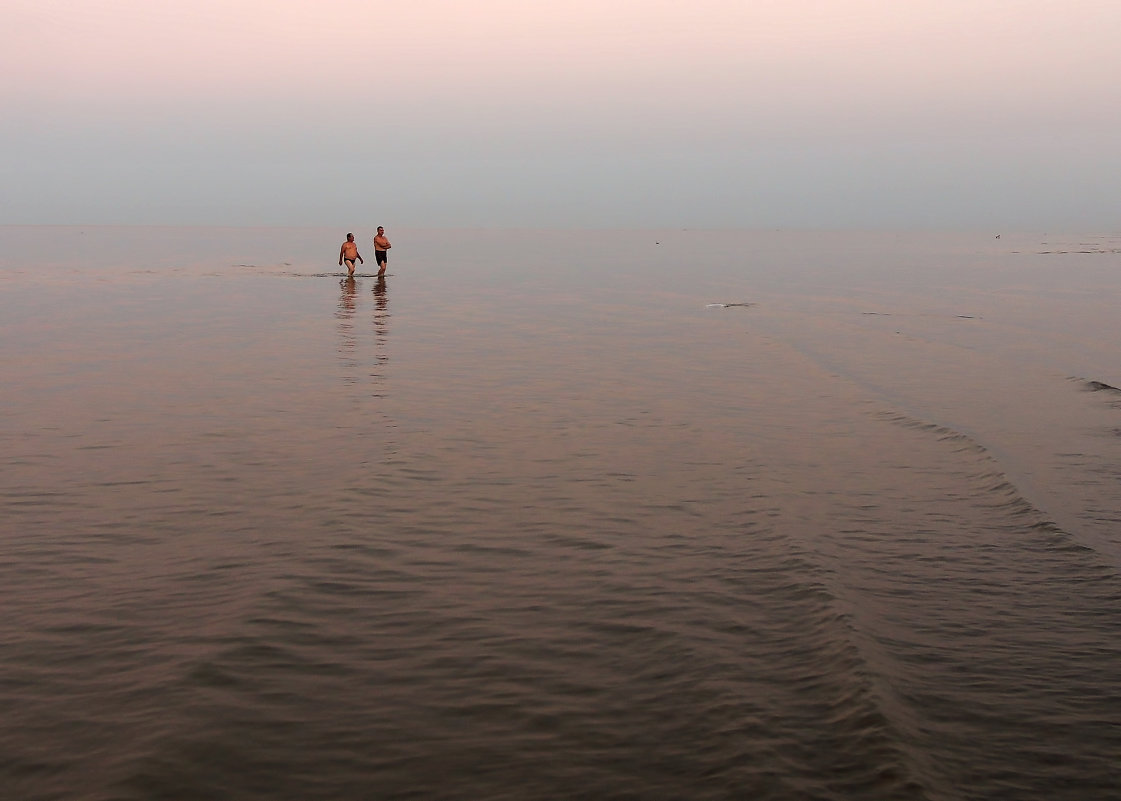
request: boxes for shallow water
[2,227,1120,800]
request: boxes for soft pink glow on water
[2,228,1121,799]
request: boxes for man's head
[377,227,384,234]
[347,233,354,241]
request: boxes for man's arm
[339,245,345,265]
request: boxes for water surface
[3,227,1120,800]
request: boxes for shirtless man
[339,233,363,276]
[373,227,392,275]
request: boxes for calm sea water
[2,227,1120,800]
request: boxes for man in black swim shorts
[373,226,391,275]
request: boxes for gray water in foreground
[3,227,1121,800]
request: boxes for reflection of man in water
[339,233,363,277]
[336,275,359,360]
[373,227,391,276]
[371,274,389,374]
[338,275,358,315]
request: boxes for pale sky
[3,0,1119,228]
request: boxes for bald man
[339,233,363,276]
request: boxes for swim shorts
[375,251,388,265]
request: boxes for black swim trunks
[375,251,388,265]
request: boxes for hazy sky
[3,0,1119,228]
